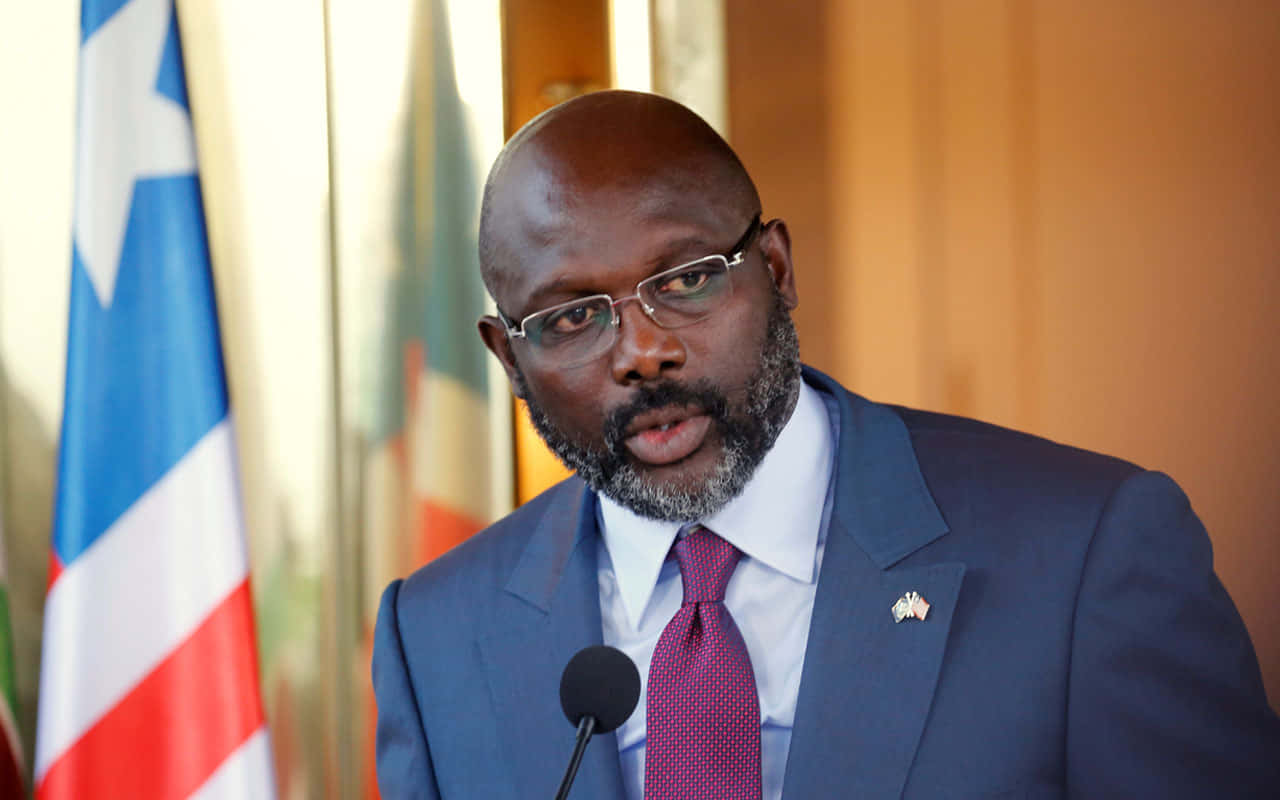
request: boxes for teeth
[657,422,674,432]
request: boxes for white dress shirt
[597,382,835,800]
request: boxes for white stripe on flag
[410,371,499,524]
[189,726,275,800]
[35,418,249,780]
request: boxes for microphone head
[559,645,641,734]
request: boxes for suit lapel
[477,482,628,799]
[781,527,965,798]
[783,372,966,799]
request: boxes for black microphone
[554,645,641,800]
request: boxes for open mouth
[621,405,713,466]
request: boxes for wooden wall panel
[830,0,932,404]
[502,0,610,135]
[935,0,1021,424]
[824,0,1031,427]
[725,0,836,376]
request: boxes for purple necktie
[645,525,762,800]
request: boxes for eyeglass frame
[495,214,765,355]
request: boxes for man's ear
[759,219,799,310]
[478,315,528,399]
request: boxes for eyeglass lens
[525,255,734,365]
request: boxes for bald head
[478,91,760,302]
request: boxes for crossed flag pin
[892,591,931,623]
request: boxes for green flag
[0,522,23,797]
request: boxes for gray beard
[519,295,802,521]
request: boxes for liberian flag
[34,0,276,798]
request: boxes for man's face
[521,287,800,520]
[481,184,802,521]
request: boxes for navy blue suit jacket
[373,367,1280,798]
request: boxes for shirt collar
[598,380,834,628]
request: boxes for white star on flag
[73,0,197,309]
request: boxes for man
[372,90,1279,799]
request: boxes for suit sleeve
[372,579,442,800]
[1066,470,1280,797]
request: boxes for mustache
[602,379,730,453]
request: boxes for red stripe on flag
[47,551,64,591]
[37,580,267,800]
[416,500,484,565]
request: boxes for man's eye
[658,269,712,295]
[545,303,601,334]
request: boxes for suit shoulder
[887,405,1144,514]
[806,366,1143,503]
[897,405,1136,473]
[808,366,1137,490]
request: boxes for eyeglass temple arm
[497,311,526,338]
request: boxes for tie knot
[673,525,741,604]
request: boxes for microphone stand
[553,715,597,800]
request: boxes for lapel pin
[892,591,931,623]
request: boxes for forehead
[488,157,746,312]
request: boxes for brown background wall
[728,0,1279,705]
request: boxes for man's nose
[609,300,686,384]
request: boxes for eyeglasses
[499,215,763,367]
